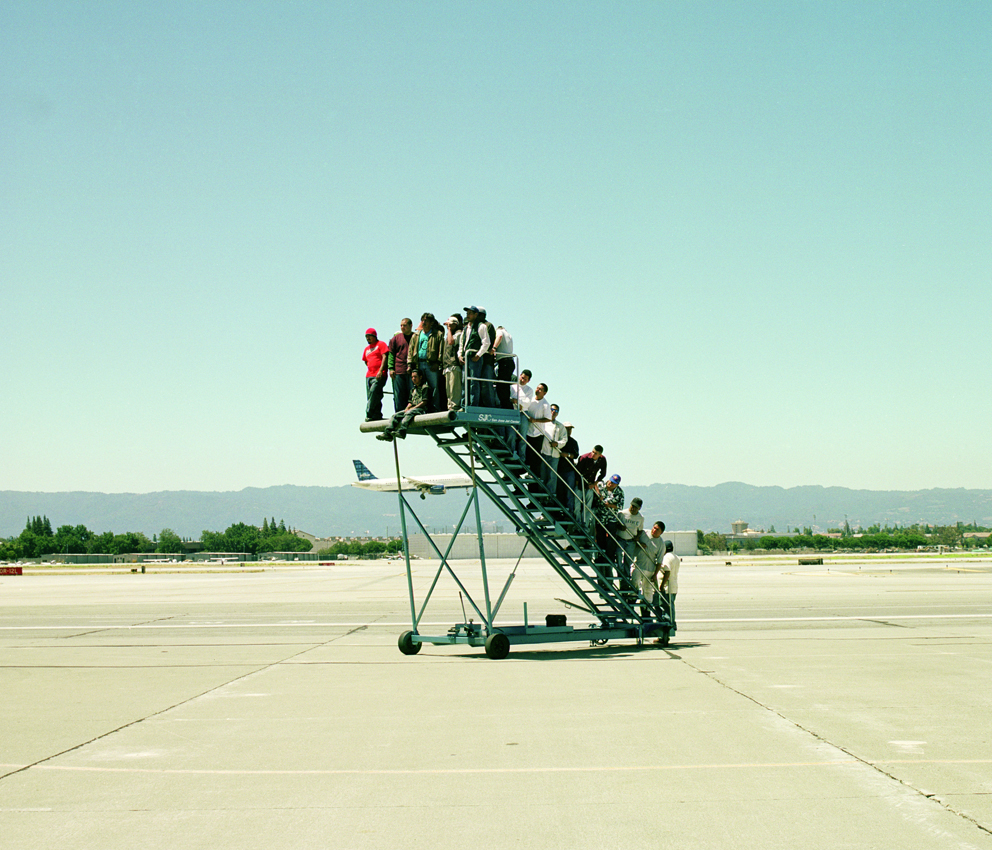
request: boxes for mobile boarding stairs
[359,406,672,659]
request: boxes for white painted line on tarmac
[681,613,992,623]
[0,807,54,812]
[32,760,860,775]
[25,757,992,776]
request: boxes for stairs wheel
[485,632,510,660]
[398,630,422,655]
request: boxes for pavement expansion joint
[0,623,367,787]
[680,657,992,841]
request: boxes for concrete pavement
[2,556,991,849]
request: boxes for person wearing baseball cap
[475,306,498,407]
[442,314,464,411]
[592,472,625,577]
[457,306,491,407]
[617,496,645,582]
[362,328,389,421]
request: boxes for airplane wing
[404,474,474,490]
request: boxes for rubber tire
[398,630,421,655]
[657,630,671,648]
[485,632,510,660]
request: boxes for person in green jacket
[409,313,445,412]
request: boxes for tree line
[1,516,313,560]
[698,522,988,554]
[316,539,404,558]
[5,515,986,561]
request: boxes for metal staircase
[430,424,638,621]
[359,408,672,658]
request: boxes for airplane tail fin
[353,459,376,481]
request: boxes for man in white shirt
[659,539,680,631]
[539,402,568,493]
[525,383,552,478]
[510,370,534,464]
[493,325,514,409]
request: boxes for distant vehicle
[351,459,473,500]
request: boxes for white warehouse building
[408,531,697,560]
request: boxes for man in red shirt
[576,445,607,531]
[362,328,389,421]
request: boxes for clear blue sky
[3,2,989,494]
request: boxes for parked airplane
[351,459,473,499]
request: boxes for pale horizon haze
[3,2,989,495]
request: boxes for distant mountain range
[3,483,991,540]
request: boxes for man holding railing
[633,520,666,618]
[617,497,645,579]
[457,306,489,408]
[510,370,535,464]
[556,422,580,512]
[576,445,608,531]
[493,324,515,409]
[539,403,568,494]
[524,383,553,478]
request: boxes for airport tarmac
[2,555,991,849]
